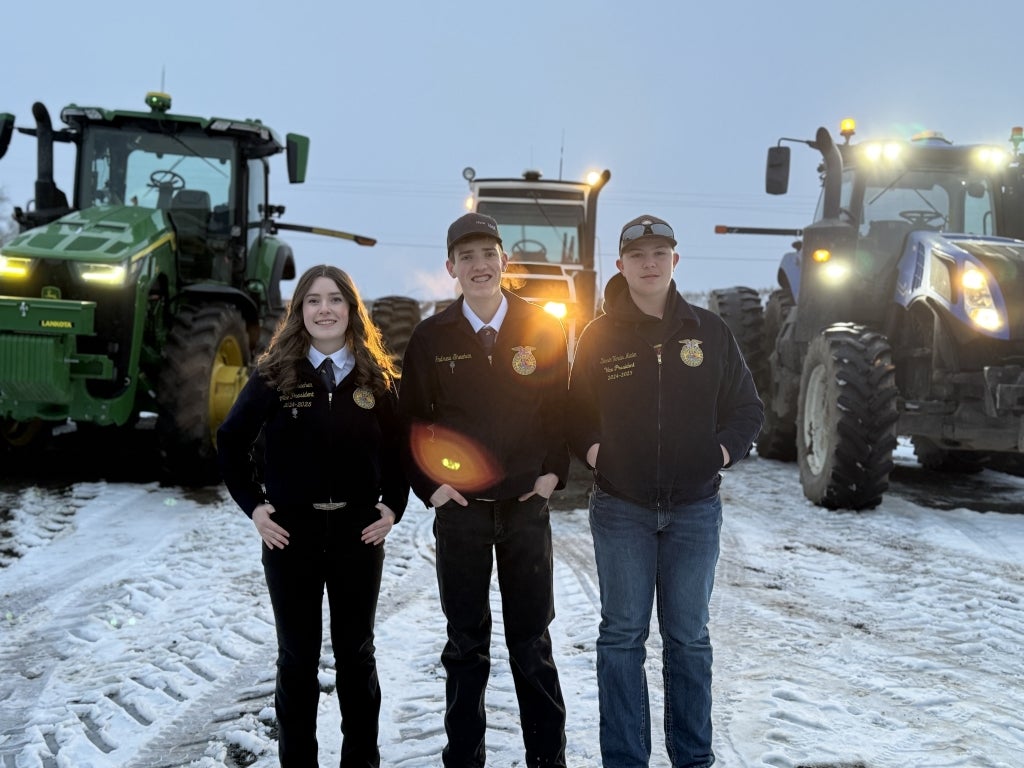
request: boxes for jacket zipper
[326,388,334,509]
[654,343,663,508]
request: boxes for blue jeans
[589,487,722,768]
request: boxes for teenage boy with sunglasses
[567,215,763,768]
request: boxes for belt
[312,501,347,510]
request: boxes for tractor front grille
[0,333,72,403]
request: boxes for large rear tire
[707,286,766,389]
[756,404,798,462]
[754,289,797,460]
[371,295,421,368]
[258,308,285,355]
[433,298,456,316]
[797,324,898,510]
[157,303,250,486]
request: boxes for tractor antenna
[558,129,565,180]
[160,65,166,92]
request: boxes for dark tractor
[462,166,611,360]
[0,92,374,484]
[711,119,1024,509]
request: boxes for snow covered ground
[1,442,1023,768]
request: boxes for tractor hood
[2,205,172,266]
[899,231,1024,339]
[941,234,1024,283]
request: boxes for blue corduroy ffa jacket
[568,274,764,507]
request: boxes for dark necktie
[318,358,337,393]
[478,326,497,357]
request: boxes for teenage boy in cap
[567,215,763,768]
[398,212,570,768]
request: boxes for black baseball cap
[619,214,677,252]
[447,212,503,251]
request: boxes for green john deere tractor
[0,92,374,484]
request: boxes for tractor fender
[268,245,295,312]
[249,237,295,312]
[896,232,1018,342]
[179,283,260,327]
[777,248,801,300]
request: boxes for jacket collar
[602,273,700,329]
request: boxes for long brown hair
[258,265,398,395]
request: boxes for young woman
[218,264,408,768]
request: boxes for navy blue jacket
[217,361,409,520]
[568,274,763,507]
[398,292,569,505]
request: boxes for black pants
[262,504,385,768]
[434,495,567,768]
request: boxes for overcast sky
[4,0,1023,301]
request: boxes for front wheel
[797,324,898,510]
[0,419,51,473]
[156,303,250,486]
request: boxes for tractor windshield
[828,166,998,253]
[476,200,584,265]
[78,126,238,231]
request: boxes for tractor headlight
[819,260,851,286]
[974,146,1007,168]
[962,266,1004,331]
[71,261,129,286]
[863,141,902,162]
[0,254,33,278]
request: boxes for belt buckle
[312,501,347,510]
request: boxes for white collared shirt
[308,346,355,386]
[462,294,509,334]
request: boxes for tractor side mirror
[286,133,309,184]
[0,113,15,160]
[766,145,790,195]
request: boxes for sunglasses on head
[620,222,675,245]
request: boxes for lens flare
[409,422,502,493]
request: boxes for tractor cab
[463,167,610,356]
[767,119,1014,333]
[39,92,309,286]
[4,93,308,287]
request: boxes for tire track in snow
[372,504,612,767]
[0,482,100,569]
[712,456,1024,767]
[0,484,277,768]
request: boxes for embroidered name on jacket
[279,385,314,408]
[600,351,638,381]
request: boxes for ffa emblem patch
[353,387,376,409]
[512,346,537,375]
[679,339,704,367]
